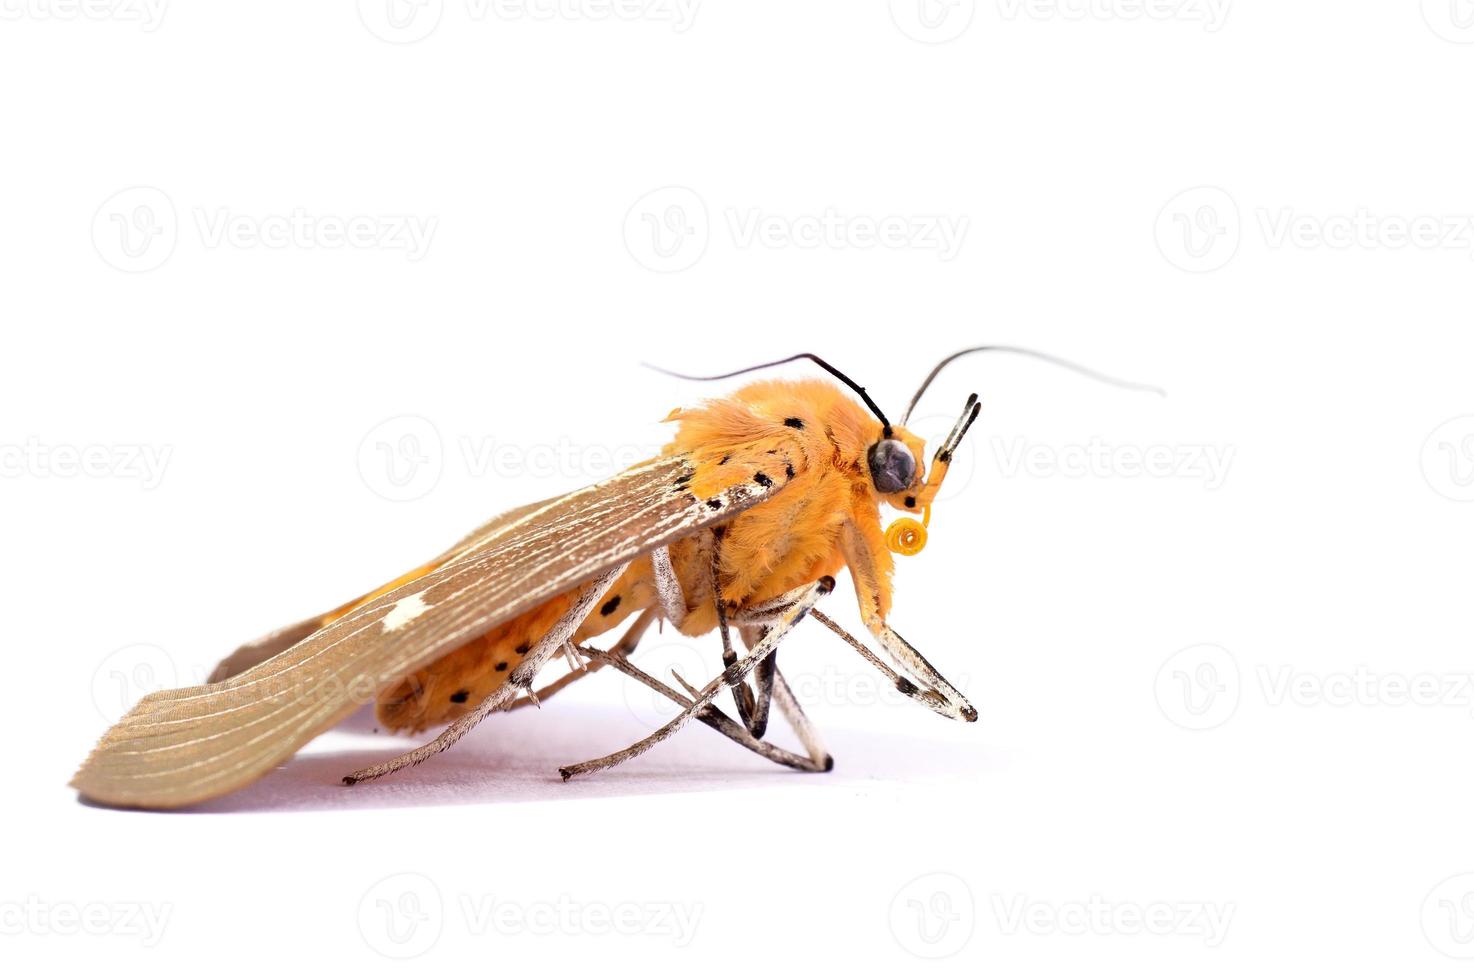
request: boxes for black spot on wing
[753,472,772,488]
[784,417,804,429]
[449,689,470,704]
[600,595,622,617]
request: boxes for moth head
[865,427,930,511]
[866,437,917,496]
[874,397,978,514]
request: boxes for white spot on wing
[382,593,431,632]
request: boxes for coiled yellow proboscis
[884,504,931,557]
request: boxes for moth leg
[707,533,774,738]
[558,576,834,781]
[807,609,951,718]
[343,563,630,785]
[839,521,977,722]
[650,544,689,628]
[726,584,813,625]
[504,608,655,712]
[587,643,826,773]
[771,668,831,770]
[725,589,831,754]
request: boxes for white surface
[5,4,1474,977]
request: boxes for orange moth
[72,347,1157,809]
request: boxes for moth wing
[205,497,559,683]
[72,454,793,809]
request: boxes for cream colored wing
[72,454,791,809]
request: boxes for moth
[72,346,1156,809]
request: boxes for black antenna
[644,353,894,437]
[902,345,1164,425]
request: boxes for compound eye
[867,439,917,495]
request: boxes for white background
[4,2,1474,976]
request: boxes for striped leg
[830,520,976,722]
[504,608,656,711]
[558,576,834,781]
[343,563,630,784]
[592,644,827,773]
[771,668,831,771]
